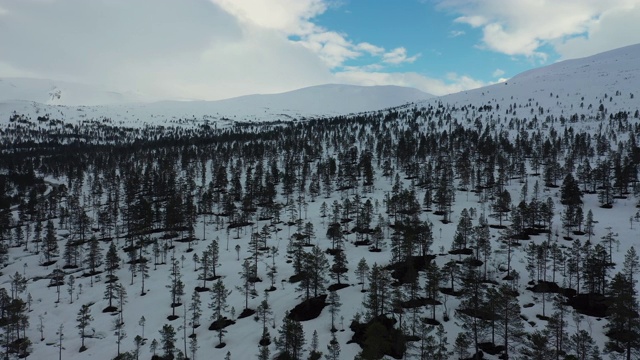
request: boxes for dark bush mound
[463,258,483,267]
[209,317,235,331]
[456,306,498,322]
[102,306,118,313]
[439,287,463,297]
[566,293,609,317]
[449,248,473,256]
[238,308,256,319]
[524,227,546,236]
[510,232,530,240]
[401,297,440,309]
[195,286,210,293]
[81,270,103,278]
[228,221,253,229]
[288,273,305,283]
[287,295,327,322]
[353,240,371,247]
[387,255,436,284]
[422,317,441,326]
[478,342,505,356]
[327,283,350,292]
[349,315,407,359]
[351,226,375,234]
[526,281,562,294]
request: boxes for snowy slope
[0,78,154,106]
[414,43,640,118]
[0,83,432,127]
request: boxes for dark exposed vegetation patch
[349,315,407,360]
[287,295,327,322]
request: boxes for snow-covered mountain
[209,84,432,116]
[0,78,154,106]
[0,83,432,127]
[416,43,640,117]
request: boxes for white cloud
[449,30,466,37]
[356,42,385,56]
[554,4,640,59]
[0,0,466,101]
[492,68,505,77]
[382,47,420,65]
[298,31,361,68]
[439,0,640,60]
[335,70,488,96]
[210,0,326,35]
[454,15,486,27]
[213,0,398,70]
[0,0,334,100]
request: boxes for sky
[1,0,640,101]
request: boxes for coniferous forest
[2,78,640,360]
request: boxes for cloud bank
[438,0,640,61]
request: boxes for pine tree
[494,284,524,358]
[325,332,340,360]
[138,249,150,295]
[85,235,102,278]
[519,330,554,359]
[210,279,231,345]
[189,336,199,360]
[76,304,92,351]
[569,329,601,360]
[327,290,341,332]
[364,263,390,320]
[355,258,369,291]
[159,324,176,359]
[67,274,75,304]
[330,248,348,285]
[167,258,185,318]
[297,246,329,300]
[255,290,273,344]
[189,289,202,335]
[604,272,640,359]
[44,220,59,264]
[275,314,306,360]
[113,317,126,357]
[105,241,120,283]
[308,330,323,360]
[116,282,128,325]
[560,173,582,206]
[237,259,255,310]
[455,262,485,356]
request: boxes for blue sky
[0,0,639,100]
[314,0,556,84]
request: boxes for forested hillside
[1,45,640,360]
